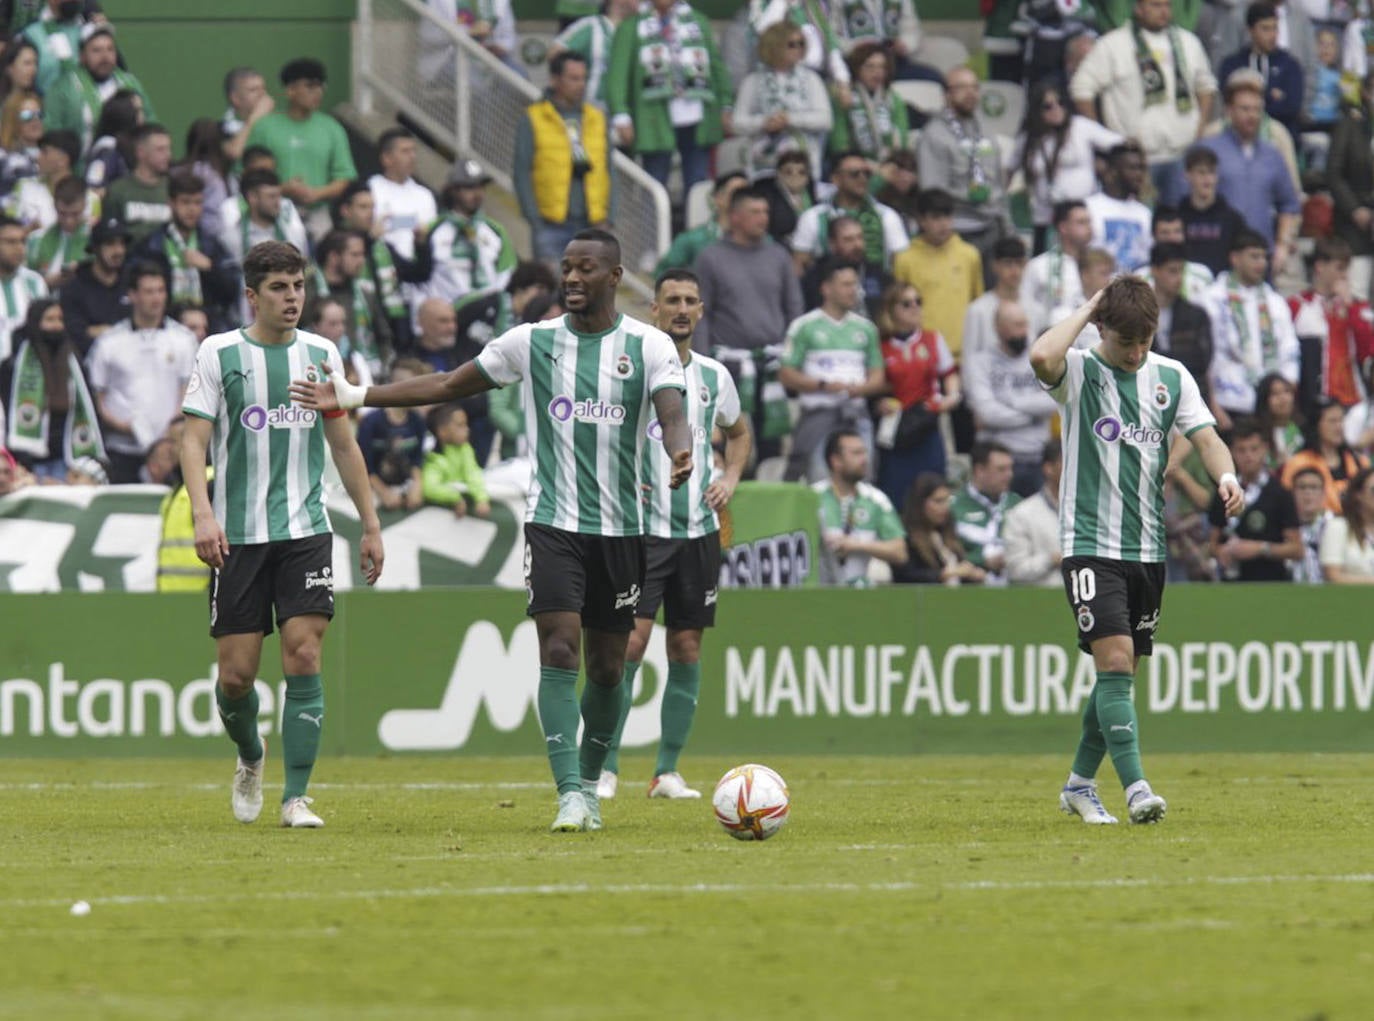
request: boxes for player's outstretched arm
[180,414,229,569]
[652,386,693,489]
[705,415,752,511]
[323,415,385,585]
[290,361,494,412]
[1030,289,1103,386]
[1189,424,1245,518]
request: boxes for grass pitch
[2,753,1372,1021]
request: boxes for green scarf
[846,85,897,160]
[445,214,490,291]
[635,2,715,105]
[1132,19,1192,113]
[819,201,884,267]
[715,344,790,440]
[1226,280,1277,386]
[237,197,286,259]
[163,224,204,307]
[315,267,379,367]
[837,0,903,43]
[367,237,405,320]
[6,337,104,463]
[74,67,141,138]
[27,224,86,278]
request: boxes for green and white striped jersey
[641,351,741,540]
[1047,347,1214,562]
[814,480,905,587]
[182,329,345,545]
[475,313,686,537]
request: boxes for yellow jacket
[157,468,213,593]
[527,99,610,225]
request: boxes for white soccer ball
[712,763,790,841]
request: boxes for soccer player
[1029,278,1243,824]
[596,268,752,800]
[180,240,385,829]
[290,229,692,833]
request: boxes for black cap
[447,159,492,188]
[87,218,132,251]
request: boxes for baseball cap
[87,218,132,251]
[448,159,492,188]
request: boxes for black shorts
[523,523,646,633]
[636,532,722,630]
[1061,556,1166,656]
[209,533,335,638]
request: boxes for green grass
[3,753,1372,1021]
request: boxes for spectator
[754,149,816,245]
[334,180,430,350]
[59,216,127,349]
[422,402,490,518]
[514,51,614,265]
[0,215,47,363]
[1135,206,1214,300]
[44,25,155,156]
[800,213,892,318]
[655,169,745,275]
[1255,371,1305,466]
[139,432,177,485]
[890,471,984,585]
[0,297,100,479]
[367,127,436,263]
[951,438,1020,583]
[830,42,909,164]
[1016,0,1103,89]
[813,426,908,587]
[963,300,1058,497]
[746,0,851,87]
[734,22,832,179]
[1085,141,1153,272]
[309,229,392,382]
[693,186,802,461]
[1020,199,1091,342]
[1208,417,1302,581]
[1070,0,1217,203]
[1176,145,1249,278]
[1192,70,1301,273]
[5,127,82,232]
[1319,466,1374,582]
[778,258,885,482]
[1281,397,1370,512]
[411,294,495,464]
[828,0,932,82]
[22,0,100,96]
[219,167,309,268]
[1290,463,1331,582]
[1217,2,1304,139]
[1304,26,1342,138]
[0,91,44,194]
[24,173,85,290]
[83,88,142,196]
[915,67,1013,277]
[1346,358,1374,456]
[0,443,29,493]
[355,357,429,512]
[872,148,919,237]
[1147,241,1214,407]
[549,0,639,109]
[424,160,517,316]
[892,188,982,362]
[103,122,171,245]
[1326,71,1374,301]
[421,0,522,80]
[180,118,233,242]
[1205,228,1300,424]
[1004,439,1063,587]
[1014,79,1123,255]
[172,303,208,344]
[220,66,274,165]
[792,149,908,272]
[1290,237,1374,413]
[606,0,734,220]
[137,171,239,334]
[874,280,960,509]
[0,39,39,105]
[963,235,1028,363]
[85,262,196,483]
[247,58,357,239]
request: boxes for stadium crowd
[0,0,1372,589]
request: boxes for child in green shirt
[422,403,490,518]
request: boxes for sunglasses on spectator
[18,109,40,122]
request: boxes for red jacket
[1288,290,1374,406]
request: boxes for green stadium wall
[1,586,1371,756]
[106,0,357,149]
[511,0,972,20]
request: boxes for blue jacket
[1218,47,1305,138]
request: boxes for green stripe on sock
[655,661,701,777]
[1094,672,1144,789]
[281,673,324,802]
[539,666,581,794]
[604,660,639,777]
[216,684,263,762]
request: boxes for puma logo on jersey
[224,368,251,389]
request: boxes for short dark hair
[0,214,25,235]
[825,213,862,241]
[655,267,700,294]
[223,66,261,99]
[991,236,1027,262]
[1042,438,1062,465]
[1291,465,1325,488]
[1246,2,1277,28]
[377,126,414,155]
[824,427,863,468]
[240,167,281,194]
[548,50,588,77]
[243,240,307,291]
[1230,228,1269,254]
[815,257,860,287]
[38,130,80,168]
[1313,237,1353,265]
[712,170,748,195]
[126,260,168,292]
[1052,199,1086,227]
[1106,141,1145,167]
[971,439,1012,468]
[317,229,363,268]
[569,227,621,265]
[1184,145,1218,172]
[133,122,170,146]
[309,294,346,327]
[1230,416,1268,444]
[1149,241,1188,268]
[427,402,467,441]
[241,144,275,168]
[508,259,557,294]
[915,188,956,218]
[1152,205,1182,230]
[52,175,86,207]
[775,150,810,172]
[1093,275,1159,341]
[830,149,868,171]
[168,170,205,199]
[728,186,768,211]
[280,57,326,85]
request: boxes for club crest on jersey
[1076,605,1095,632]
[185,369,202,395]
[698,384,710,404]
[304,362,321,384]
[615,354,633,377]
[1153,383,1171,409]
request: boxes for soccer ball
[712,763,790,841]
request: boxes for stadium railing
[353,0,672,298]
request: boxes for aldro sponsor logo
[241,404,318,432]
[547,396,626,425]
[1091,416,1165,449]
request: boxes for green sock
[1070,684,1107,780]
[655,661,701,777]
[281,674,324,802]
[579,677,625,784]
[216,684,263,762]
[1094,672,1144,789]
[603,661,639,776]
[538,666,581,794]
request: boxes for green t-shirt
[950,484,1022,572]
[814,480,905,587]
[781,308,882,409]
[104,175,170,246]
[246,111,358,201]
[654,221,719,276]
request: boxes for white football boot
[647,772,702,799]
[280,796,325,828]
[231,740,266,824]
